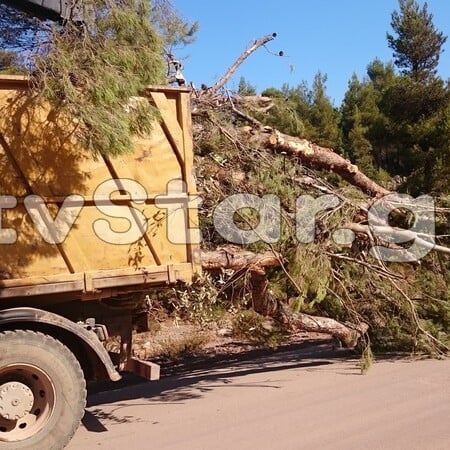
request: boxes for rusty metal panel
[0,76,199,298]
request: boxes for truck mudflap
[0,307,121,382]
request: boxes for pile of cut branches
[190,34,450,358]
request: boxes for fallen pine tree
[199,247,368,348]
[188,34,449,356]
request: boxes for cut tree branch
[248,128,391,198]
[348,223,450,255]
[198,247,281,271]
[208,100,391,198]
[248,268,367,348]
[211,33,277,93]
[284,311,369,348]
[199,247,367,348]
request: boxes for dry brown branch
[325,252,404,279]
[237,95,274,113]
[211,34,277,93]
[225,91,265,128]
[287,312,369,348]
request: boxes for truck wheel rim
[0,364,56,442]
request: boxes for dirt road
[68,342,450,450]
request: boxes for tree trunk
[200,247,368,348]
[244,128,390,198]
[199,247,281,271]
[248,269,368,348]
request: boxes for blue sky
[172,0,450,105]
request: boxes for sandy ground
[68,341,450,450]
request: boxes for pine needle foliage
[32,0,166,156]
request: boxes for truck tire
[0,330,86,450]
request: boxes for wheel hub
[0,382,34,421]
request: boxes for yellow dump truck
[0,75,200,449]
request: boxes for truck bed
[0,76,199,302]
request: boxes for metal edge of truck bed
[0,263,195,298]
